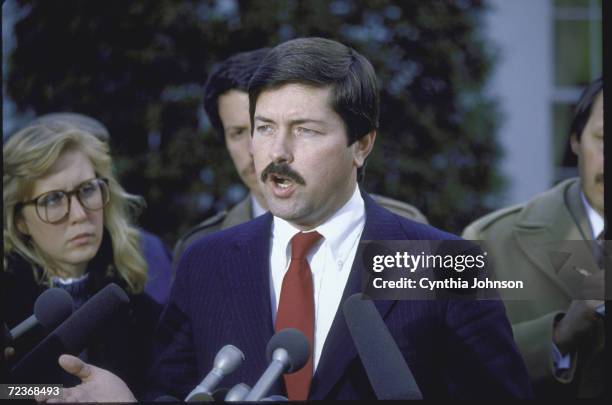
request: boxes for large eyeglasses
[19,177,110,224]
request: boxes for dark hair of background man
[203,48,270,143]
[569,77,603,141]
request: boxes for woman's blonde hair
[3,122,147,293]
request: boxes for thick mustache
[261,162,306,185]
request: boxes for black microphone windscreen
[54,283,129,353]
[265,328,309,373]
[343,293,422,400]
[34,288,74,329]
[9,283,130,383]
[9,333,67,383]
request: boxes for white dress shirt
[269,185,365,372]
[580,191,604,239]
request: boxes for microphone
[9,283,130,383]
[225,383,251,402]
[261,395,289,401]
[343,293,422,400]
[185,344,245,402]
[155,395,181,402]
[9,288,74,340]
[244,328,310,401]
[225,385,287,402]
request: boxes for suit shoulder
[182,213,270,256]
[172,211,227,262]
[462,204,525,240]
[390,209,461,241]
[462,178,578,240]
[371,194,428,224]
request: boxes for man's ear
[352,130,377,168]
[570,133,581,157]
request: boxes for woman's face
[17,148,105,277]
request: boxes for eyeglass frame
[17,177,110,224]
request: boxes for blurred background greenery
[3,0,601,246]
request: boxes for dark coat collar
[5,229,129,299]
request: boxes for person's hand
[553,271,604,355]
[37,354,137,403]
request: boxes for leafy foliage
[7,0,504,244]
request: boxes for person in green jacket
[463,78,604,398]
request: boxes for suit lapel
[513,228,574,298]
[228,214,276,374]
[309,192,405,399]
[512,179,590,299]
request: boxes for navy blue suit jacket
[146,192,532,400]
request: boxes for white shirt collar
[51,272,89,285]
[272,185,365,266]
[251,194,267,218]
[580,191,604,238]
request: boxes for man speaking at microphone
[46,37,532,401]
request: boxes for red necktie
[275,231,322,400]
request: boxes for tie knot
[291,231,322,259]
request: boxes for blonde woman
[2,122,161,394]
[28,111,173,306]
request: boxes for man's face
[572,91,604,216]
[218,90,259,196]
[252,83,373,229]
